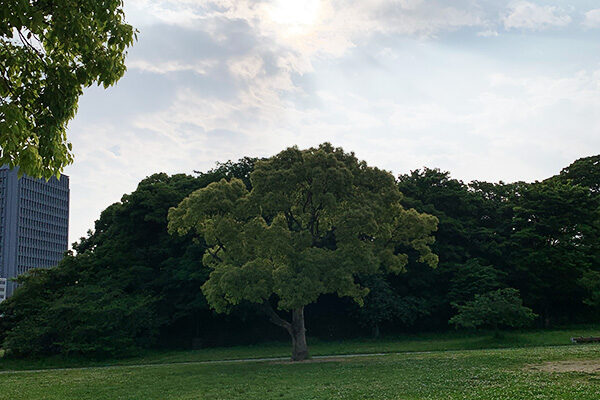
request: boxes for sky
[64,0,600,244]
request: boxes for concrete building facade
[0,166,69,299]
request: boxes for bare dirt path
[527,360,600,373]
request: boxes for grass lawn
[1,325,599,371]
[0,327,599,399]
[1,344,600,399]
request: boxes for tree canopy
[0,0,135,177]
[0,160,259,357]
[506,179,600,323]
[1,151,599,359]
[168,144,438,360]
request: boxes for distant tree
[552,155,600,317]
[506,180,600,325]
[396,169,510,328]
[0,0,136,178]
[449,288,537,332]
[555,155,600,194]
[448,259,504,304]
[579,270,600,309]
[168,144,438,360]
[356,275,430,337]
[196,157,260,190]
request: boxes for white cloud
[127,59,217,75]
[466,70,600,160]
[477,29,499,37]
[503,2,571,31]
[62,0,600,244]
[582,9,600,28]
[128,0,487,57]
[228,55,265,80]
[123,0,489,148]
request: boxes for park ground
[1,326,600,399]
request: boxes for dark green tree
[0,160,258,357]
[506,180,600,325]
[552,155,600,317]
[555,155,600,194]
[356,275,430,337]
[0,0,136,178]
[448,259,504,304]
[3,152,599,357]
[168,144,438,360]
[579,270,600,309]
[449,288,537,331]
[395,169,509,328]
[0,253,159,357]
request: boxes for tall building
[0,166,69,299]
[0,278,6,302]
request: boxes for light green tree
[0,0,136,178]
[168,144,438,360]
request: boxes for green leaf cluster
[0,0,135,178]
[169,144,439,314]
[449,288,537,330]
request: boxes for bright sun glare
[269,0,321,33]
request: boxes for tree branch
[302,190,312,214]
[17,29,45,61]
[260,301,292,332]
[206,247,222,262]
[284,209,301,231]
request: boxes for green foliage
[195,157,260,190]
[448,259,504,304]
[397,161,600,328]
[450,288,537,330]
[506,179,600,322]
[168,144,439,314]
[394,169,510,329]
[355,275,431,335]
[0,0,136,178]
[0,254,160,357]
[579,270,600,309]
[555,155,600,194]
[1,149,599,358]
[0,161,258,357]
[551,155,600,314]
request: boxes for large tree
[0,0,135,178]
[168,144,438,360]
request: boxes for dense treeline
[0,152,598,357]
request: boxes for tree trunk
[543,306,551,328]
[290,307,309,361]
[261,302,309,361]
[372,323,380,338]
